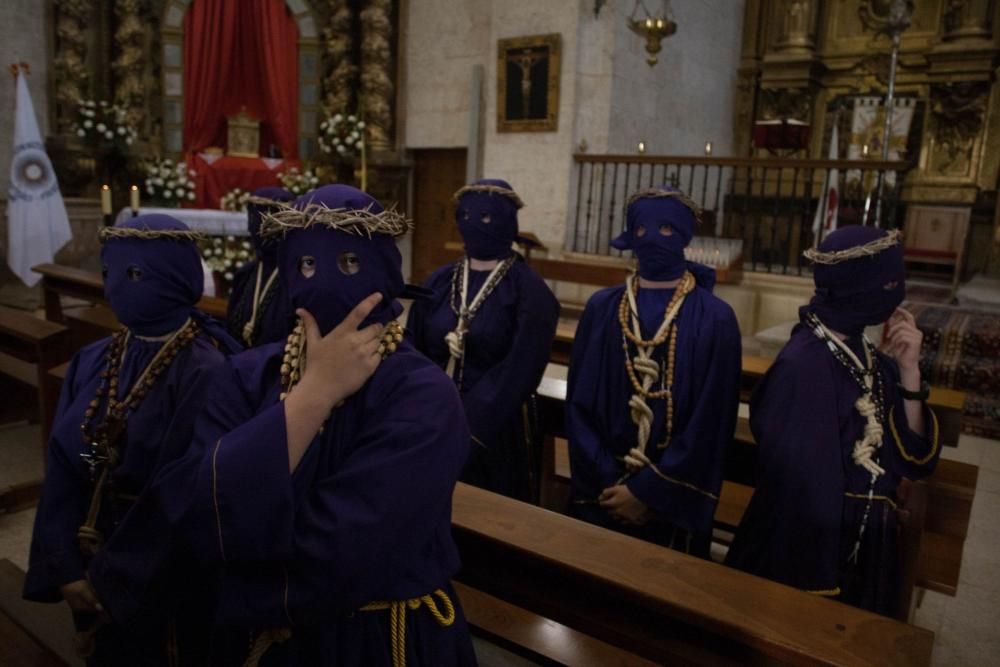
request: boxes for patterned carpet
[906,301,1000,439]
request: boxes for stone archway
[159,0,322,160]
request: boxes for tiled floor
[1,425,998,665]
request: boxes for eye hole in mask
[636,226,647,238]
[337,251,361,276]
[101,265,109,279]
[658,224,673,237]
[883,281,899,291]
[126,266,143,282]
[461,209,469,222]
[481,213,492,225]
[299,255,317,279]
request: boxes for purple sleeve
[204,402,294,563]
[86,355,223,622]
[566,297,621,493]
[626,307,742,535]
[882,361,941,480]
[23,354,89,602]
[462,272,559,446]
[215,368,469,624]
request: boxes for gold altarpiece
[736,0,1000,275]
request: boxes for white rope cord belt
[243,264,279,344]
[623,276,686,476]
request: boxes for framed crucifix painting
[497,33,561,133]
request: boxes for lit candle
[862,144,870,157]
[656,18,664,29]
[637,141,646,154]
[704,141,713,156]
[129,185,140,213]
[101,185,112,215]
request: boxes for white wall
[404,0,746,253]
[0,0,50,196]
[608,0,745,156]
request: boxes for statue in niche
[780,0,816,50]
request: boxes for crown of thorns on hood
[625,188,704,225]
[803,229,901,265]
[260,202,411,239]
[99,226,206,243]
[452,183,525,209]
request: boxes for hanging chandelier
[627,0,677,66]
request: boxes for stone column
[113,0,145,129]
[323,0,356,115]
[775,0,819,54]
[942,0,995,41]
[360,0,395,152]
[52,0,91,132]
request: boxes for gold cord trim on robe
[889,405,940,465]
[211,439,226,561]
[804,586,841,597]
[637,468,720,501]
[360,589,457,667]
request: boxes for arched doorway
[159,0,321,161]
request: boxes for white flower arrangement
[318,111,366,160]
[143,158,197,207]
[199,235,254,284]
[219,188,250,212]
[73,99,137,153]
[277,167,320,196]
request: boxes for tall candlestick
[129,185,140,216]
[101,185,112,215]
[360,132,368,192]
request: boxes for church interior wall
[404,1,747,254]
[607,0,745,157]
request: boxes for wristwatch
[897,381,930,401]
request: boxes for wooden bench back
[453,483,934,666]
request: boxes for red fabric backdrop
[183,0,299,159]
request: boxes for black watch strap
[897,381,930,401]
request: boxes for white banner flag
[7,72,72,286]
[812,122,839,242]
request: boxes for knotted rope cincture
[360,589,456,667]
[620,273,691,477]
[853,394,886,476]
[813,318,886,478]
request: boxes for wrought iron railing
[568,155,910,275]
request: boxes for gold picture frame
[497,33,561,133]
[227,109,261,158]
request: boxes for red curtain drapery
[183,0,299,159]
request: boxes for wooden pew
[32,263,229,323]
[0,307,70,455]
[452,483,934,666]
[455,581,658,666]
[545,431,975,601]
